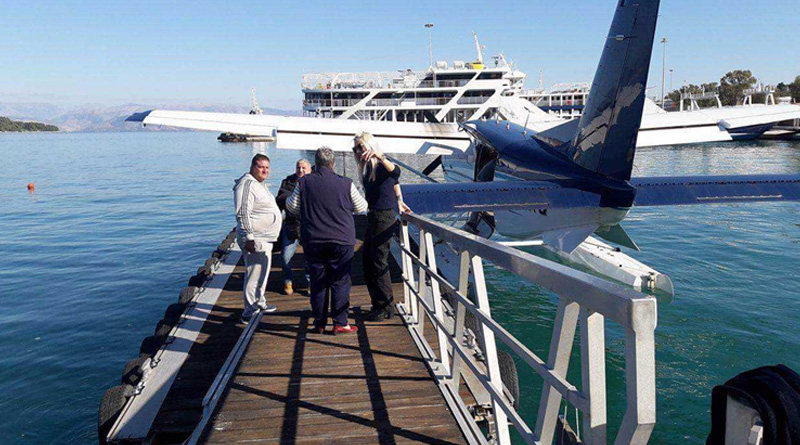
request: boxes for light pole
[425,23,435,88]
[425,23,434,68]
[669,68,674,93]
[660,37,667,106]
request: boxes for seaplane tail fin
[566,0,661,181]
[125,110,470,155]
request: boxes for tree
[0,116,59,132]
[719,70,757,106]
[789,76,800,103]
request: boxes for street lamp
[425,23,434,68]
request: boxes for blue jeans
[281,230,309,285]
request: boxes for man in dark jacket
[287,147,367,334]
[276,158,311,295]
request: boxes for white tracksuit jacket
[233,173,282,249]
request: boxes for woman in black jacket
[353,132,411,321]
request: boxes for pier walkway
[109,217,467,444]
[104,213,660,445]
[191,245,467,444]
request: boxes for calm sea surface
[0,132,798,443]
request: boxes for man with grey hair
[276,158,311,295]
[287,147,367,334]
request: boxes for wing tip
[125,110,154,123]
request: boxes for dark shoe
[332,324,358,335]
[312,326,325,334]
[385,305,395,320]
[365,308,386,322]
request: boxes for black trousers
[305,242,354,328]
[363,209,397,311]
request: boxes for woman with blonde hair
[352,132,411,321]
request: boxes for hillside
[0,116,59,132]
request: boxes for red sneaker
[332,324,358,335]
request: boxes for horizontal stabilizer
[594,224,640,251]
[632,174,800,206]
[126,110,470,155]
[402,181,601,215]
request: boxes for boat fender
[211,249,226,259]
[98,384,133,444]
[196,265,214,279]
[120,357,148,386]
[139,335,167,358]
[188,274,206,287]
[217,239,233,252]
[464,311,486,361]
[204,257,220,269]
[707,364,800,444]
[498,350,520,411]
[178,286,199,304]
[153,319,174,338]
[163,303,187,325]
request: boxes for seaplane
[127,0,800,295]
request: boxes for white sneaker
[257,301,277,312]
[240,312,254,324]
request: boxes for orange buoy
[27,182,35,191]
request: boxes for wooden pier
[104,213,660,444]
[131,222,468,444]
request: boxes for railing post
[535,296,580,445]
[450,250,470,389]
[399,219,412,310]
[417,229,428,335]
[471,255,511,444]
[616,301,657,445]
[580,308,607,444]
[424,232,451,373]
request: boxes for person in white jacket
[234,154,282,322]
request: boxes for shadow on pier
[147,218,467,444]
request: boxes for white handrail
[395,213,657,445]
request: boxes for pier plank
[145,217,466,444]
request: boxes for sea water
[0,132,798,443]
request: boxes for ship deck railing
[396,212,657,444]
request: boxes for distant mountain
[0,102,300,132]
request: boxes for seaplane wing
[126,110,470,155]
[636,100,800,148]
[631,174,800,206]
[402,181,600,214]
[403,174,800,215]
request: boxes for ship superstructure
[519,82,590,119]
[302,39,526,123]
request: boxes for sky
[2,0,798,110]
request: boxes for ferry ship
[519,82,590,119]
[301,36,527,123]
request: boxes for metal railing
[418,79,473,88]
[304,99,364,108]
[395,213,657,444]
[457,96,491,105]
